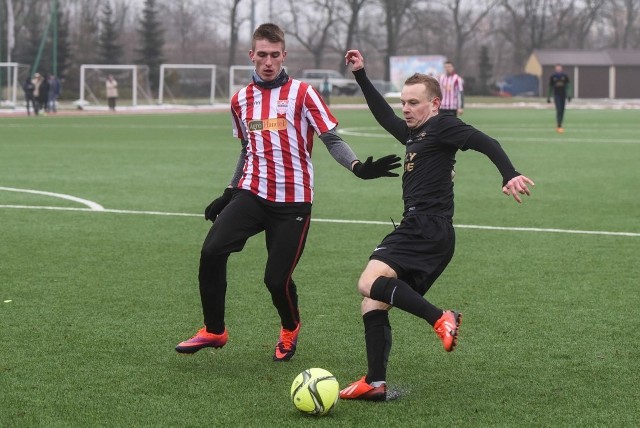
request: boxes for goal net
[78,64,153,109]
[158,64,217,106]
[228,65,255,99]
[0,62,31,108]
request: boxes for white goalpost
[158,64,217,105]
[78,64,152,108]
[229,65,255,99]
[0,62,30,107]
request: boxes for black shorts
[370,214,455,295]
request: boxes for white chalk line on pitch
[1,204,639,238]
[0,186,105,211]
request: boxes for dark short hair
[404,73,442,100]
[252,23,285,50]
[444,60,454,66]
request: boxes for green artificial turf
[1,107,639,426]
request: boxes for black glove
[204,188,234,222]
[352,154,401,180]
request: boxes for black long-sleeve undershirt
[353,68,519,186]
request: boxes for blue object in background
[497,73,540,97]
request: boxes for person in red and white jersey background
[176,23,401,361]
[439,61,464,117]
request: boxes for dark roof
[532,49,640,66]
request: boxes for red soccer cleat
[273,323,300,362]
[175,327,228,354]
[434,310,462,352]
[339,376,387,401]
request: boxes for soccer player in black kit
[547,63,572,133]
[339,50,535,401]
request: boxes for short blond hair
[404,73,442,100]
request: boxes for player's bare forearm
[502,175,535,204]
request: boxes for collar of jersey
[252,69,290,89]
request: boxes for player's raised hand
[502,175,535,203]
[345,50,365,71]
[352,154,402,179]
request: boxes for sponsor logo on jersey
[405,152,417,172]
[248,117,287,132]
[277,100,289,115]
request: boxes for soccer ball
[290,368,339,416]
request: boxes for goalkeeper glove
[352,154,401,180]
[204,188,234,222]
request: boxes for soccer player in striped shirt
[439,61,464,116]
[176,24,401,361]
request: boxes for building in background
[526,50,640,99]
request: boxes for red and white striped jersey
[230,78,338,203]
[439,73,464,110]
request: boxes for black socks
[364,310,392,384]
[370,276,443,326]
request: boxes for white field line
[1,204,638,238]
[0,187,104,211]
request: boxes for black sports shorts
[369,214,455,295]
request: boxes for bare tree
[337,0,370,74]
[169,0,191,62]
[567,0,605,49]
[286,0,343,69]
[378,0,414,80]
[226,0,243,68]
[444,0,499,72]
[499,0,577,68]
[603,0,640,48]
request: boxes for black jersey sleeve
[463,130,520,186]
[352,69,408,144]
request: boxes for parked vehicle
[299,69,360,96]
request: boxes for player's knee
[200,229,229,261]
[263,273,286,293]
[357,274,375,297]
[361,297,390,314]
[200,244,221,262]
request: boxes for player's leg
[554,94,565,132]
[340,296,392,401]
[359,259,445,326]
[412,239,461,352]
[176,190,265,354]
[263,205,312,361]
[363,216,460,349]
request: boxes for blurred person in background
[547,64,572,133]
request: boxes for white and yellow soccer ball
[290,368,339,416]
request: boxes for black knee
[264,272,289,294]
[369,276,394,304]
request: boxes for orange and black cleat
[434,310,462,352]
[339,376,387,401]
[273,323,300,362]
[175,327,228,354]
